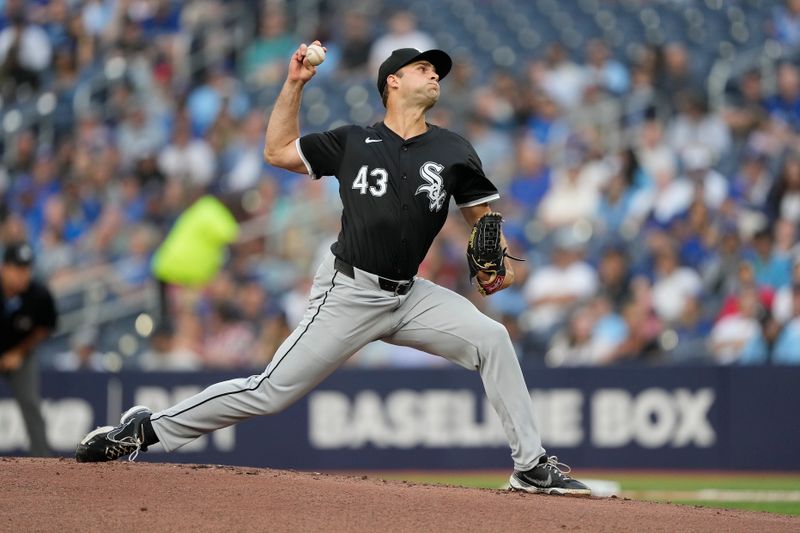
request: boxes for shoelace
[541,456,573,480]
[114,435,142,462]
[107,424,143,462]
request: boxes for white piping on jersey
[457,193,500,208]
[294,138,319,180]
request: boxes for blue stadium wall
[1,367,798,470]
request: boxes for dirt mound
[1,458,797,532]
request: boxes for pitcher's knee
[255,398,290,416]
[475,318,514,352]
[254,387,300,416]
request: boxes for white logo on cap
[19,245,33,261]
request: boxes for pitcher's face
[395,61,440,109]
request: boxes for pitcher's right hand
[288,41,326,83]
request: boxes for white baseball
[305,44,325,66]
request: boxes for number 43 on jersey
[352,165,388,197]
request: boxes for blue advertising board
[1,366,798,470]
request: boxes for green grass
[595,472,800,516]
[672,501,800,516]
[369,471,800,516]
[606,473,800,491]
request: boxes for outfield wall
[1,366,797,470]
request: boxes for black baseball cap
[2,242,35,267]
[377,48,452,97]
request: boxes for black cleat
[509,455,591,496]
[75,406,152,463]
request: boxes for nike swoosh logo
[365,138,382,143]
[526,472,552,487]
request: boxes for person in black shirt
[1,242,57,456]
[76,43,589,495]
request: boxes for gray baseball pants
[150,252,544,471]
[4,353,50,456]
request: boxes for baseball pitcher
[75,42,590,496]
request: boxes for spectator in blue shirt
[770,0,800,49]
[773,284,800,364]
[584,39,629,96]
[763,62,800,131]
[745,226,792,290]
[508,137,551,213]
[187,66,249,137]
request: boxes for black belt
[334,256,415,295]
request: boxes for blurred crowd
[2,0,800,371]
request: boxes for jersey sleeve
[296,126,352,179]
[451,141,500,207]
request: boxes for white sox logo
[415,161,447,212]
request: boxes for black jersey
[0,279,57,353]
[297,122,499,279]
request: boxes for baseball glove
[466,212,524,296]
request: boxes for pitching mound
[2,458,797,532]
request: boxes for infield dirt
[1,457,797,532]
